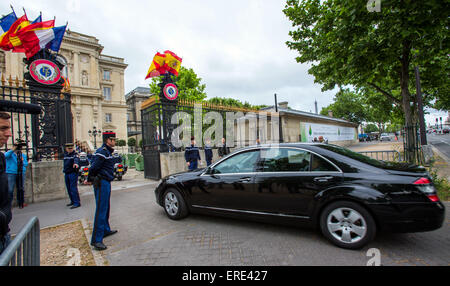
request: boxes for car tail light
[414,177,431,185]
[414,177,439,200]
[427,194,440,202]
[83,167,89,171]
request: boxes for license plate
[83,172,89,176]
[118,169,123,172]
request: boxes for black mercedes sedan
[154,143,445,249]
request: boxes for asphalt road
[11,182,449,266]
[427,133,450,160]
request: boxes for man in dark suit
[218,137,230,159]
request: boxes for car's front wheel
[163,188,189,220]
[320,201,376,249]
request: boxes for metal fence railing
[358,150,402,162]
[0,216,40,266]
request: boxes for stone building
[126,87,152,145]
[0,30,128,151]
[261,102,358,146]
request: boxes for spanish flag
[145,50,182,79]
[0,15,30,52]
[164,50,182,76]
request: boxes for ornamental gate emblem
[29,59,61,85]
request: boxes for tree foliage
[207,97,269,110]
[149,66,207,102]
[320,89,367,124]
[284,0,449,122]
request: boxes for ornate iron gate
[1,51,73,161]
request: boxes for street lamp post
[88,126,101,149]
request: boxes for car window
[261,148,311,172]
[311,154,339,172]
[212,150,260,174]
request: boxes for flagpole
[10,5,17,17]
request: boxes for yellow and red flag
[0,15,30,52]
[145,50,182,79]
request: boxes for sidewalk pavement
[9,168,159,235]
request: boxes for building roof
[261,105,358,127]
[125,87,151,99]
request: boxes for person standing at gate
[0,112,13,255]
[5,140,29,209]
[185,136,201,171]
[204,138,213,167]
[85,132,118,251]
[218,137,230,159]
[63,143,81,209]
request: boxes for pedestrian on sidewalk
[204,139,213,167]
[185,136,201,170]
[0,112,13,255]
[63,143,81,209]
[218,137,230,158]
[5,140,28,208]
[85,132,118,251]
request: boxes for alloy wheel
[326,207,367,244]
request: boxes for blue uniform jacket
[204,146,213,161]
[63,151,80,174]
[185,145,201,162]
[88,144,115,182]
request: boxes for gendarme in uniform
[87,132,118,250]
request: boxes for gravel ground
[39,220,96,266]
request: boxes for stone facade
[1,30,128,151]
[126,87,152,145]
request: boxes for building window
[105,113,112,123]
[103,70,111,81]
[103,87,111,101]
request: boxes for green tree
[364,123,379,133]
[284,0,449,161]
[320,89,367,125]
[117,139,126,153]
[127,137,136,148]
[207,97,269,110]
[149,66,207,101]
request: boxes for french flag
[18,25,66,58]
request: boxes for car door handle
[238,177,252,183]
[313,176,334,182]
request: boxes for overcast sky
[1,0,447,126]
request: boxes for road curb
[81,218,107,266]
[431,145,450,163]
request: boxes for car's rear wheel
[320,201,376,249]
[163,188,189,220]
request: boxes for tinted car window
[261,148,311,172]
[213,150,260,174]
[311,154,338,172]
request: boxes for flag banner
[32,14,42,24]
[11,19,54,53]
[145,50,182,79]
[0,11,17,34]
[18,25,65,59]
[164,50,182,76]
[0,15,29,51]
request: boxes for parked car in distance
[443,127,449,134]
[380,133,391,141]
[358,133,370,142]
[155,143,445,250]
